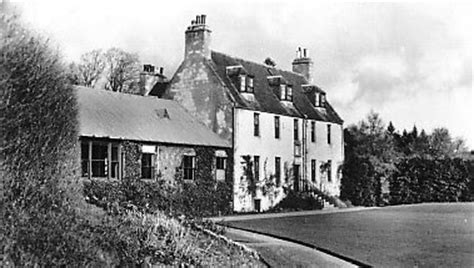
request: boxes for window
[275,157,281,186]
[311,121,316,142]
[248,77,254,93]
[287,85,293,101]
[327,124,331,144]
[141,153,155,179]
[254,113,260,137]
[279,84,293,101]
[81,141,120,179]
[91,143,108,177]
[183,155,196,180]
[294,119,299,141]
[240,75,246,92]
[327,160,332,182]
[254,155,260,181]
[111,144,119,179]
[315,93,320,107]
[216,157,226,170]
[274,116,280,139]
[321,93,326,106]
[280,84,286,100]
[81,142,89,177]
[239,75,254,93]
[311,159,316,182]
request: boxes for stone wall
[166,58,234,142]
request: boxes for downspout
[231,105,236,212]
[302,115,308,191]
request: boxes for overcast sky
[14,0,473,148]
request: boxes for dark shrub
[83,177,233,218]
[270,190,323,212]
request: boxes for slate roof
[211,51,343,124]
[76,86,230,148]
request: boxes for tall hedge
[389,157,473,204]
[0,15,99,265]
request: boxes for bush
[83,177,233,218]
[269,190,323,212]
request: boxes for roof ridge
[211,50,308,80]
[74,85,176,103]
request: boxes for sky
[11,0,474,148]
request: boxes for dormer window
[279,84,293,101]
[248,77,254,92]
[280,84,286,100]
[239,75,254,93]
[240,75,246,92]
[320,93,326,106]
[314,92,326,107]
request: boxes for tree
[429,127,453,158]
[103,47,140,93]
[341,111,398,205]
[70,49,105,87]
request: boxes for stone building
[76,86,230,183]
[154,15,344,212]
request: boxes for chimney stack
[185,14,212,60]
[292,47,313,83]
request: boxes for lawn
[225,203,474,267]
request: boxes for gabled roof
[76,86,230,148]
[211,51,343,124]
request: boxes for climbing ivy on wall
[122,141,141,179]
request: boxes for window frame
[254,113,260,137]
[327,124,331,144]
[81,140,121,180]
[183,155,196,181]
[240,74,246,92]
[275,157,281,186]
[247,76,254,93]
[254,155,260,181]
[311,159,316,182]
[141,153,155,179]
[274,116,280,139]
[216,156,226,170]
[294,119,299,141]
[327,160,332,182]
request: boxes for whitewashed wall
[305,121,344,196]
[232,108,344,212]
[233,108,301,212]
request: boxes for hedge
[0,14,104,266]
[389,157,473,205]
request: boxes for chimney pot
[196,15,200,24]
[159,67,163,75]
[303,48,307,58]
[201,14,206,24]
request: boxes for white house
[155,15,344,212]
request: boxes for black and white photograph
[1,0,473,266]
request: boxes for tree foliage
[341,111,472,206]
